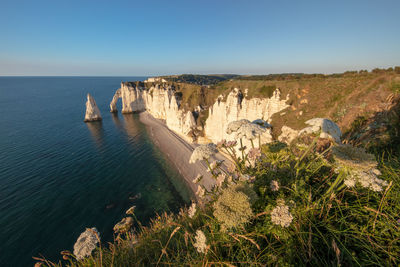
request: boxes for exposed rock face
[278,126,299,144]
[109,89,121,113]
[204,88,289,149]
[279,118,342,144]
[112,84,289,145]
[84,94,102,122]
[299,118,342,143]
[113,83,196,141]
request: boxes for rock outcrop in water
[110,89,121,113]
[111,83,289,144]
[84,93,102,122]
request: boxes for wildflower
[271,201,293,227]
[343,176,356,188]
[189,144,218,164]
[193,174,203,184]
[73,228,100,260]
[196,185,205,197]
[188,202,197,218]
[248,148,261,161]
[126,206,136,215]
[226,119,251,134]
[357,170,388,192]
[270,180,279,191]
[113,217,134,233]
[235,123,266,140]
[216,139,227,147]
[213,183,256,229]
[226,140,237,147]
[193,230,207,253]
[227,163,236,173]
[209,161,217,170]
[216,173,226,187]
[332,145,389,192]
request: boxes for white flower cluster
[193,230,207,253]
[188,202,196,218]
[208,160,223,172]
[271,202,293,227]
[216,173,226,187]
[189,144,218,164]
[226,119,251,134]
[235,123,266,140]
[270,180,279,191]
[73,228,100,260]
[344,169,388,192]
[196,185,205,197]
[333,145,389,192]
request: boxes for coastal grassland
[168,70,400,140]
[38,131,400,266]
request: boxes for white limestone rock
[120,83,146,113]
[84,94,102,122]
[204,88,289,149]
[299,118,342,143]
[278,126,299,144]
[110,88,121,113]
[112,83,290,145]
[112,82,197,141]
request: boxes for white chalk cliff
[110,89,121,113]
[111,83,290,144]
[111,83,196,141]
[204,88,290,150]
[84,93,102,122]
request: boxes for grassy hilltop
[167,68,400,134]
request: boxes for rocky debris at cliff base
[113,217,134,233]
[73,228,100,260]
[84,93,102,122]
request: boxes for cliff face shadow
[86,121,105,149]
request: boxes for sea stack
[109,88,121,113]
[84,93,102,122]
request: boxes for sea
[0,77,192,266]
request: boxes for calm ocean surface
[0,77,191,266]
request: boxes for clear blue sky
[0,0,399,76]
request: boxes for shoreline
[139,112,223,199]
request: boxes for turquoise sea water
[0,77,191,266]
